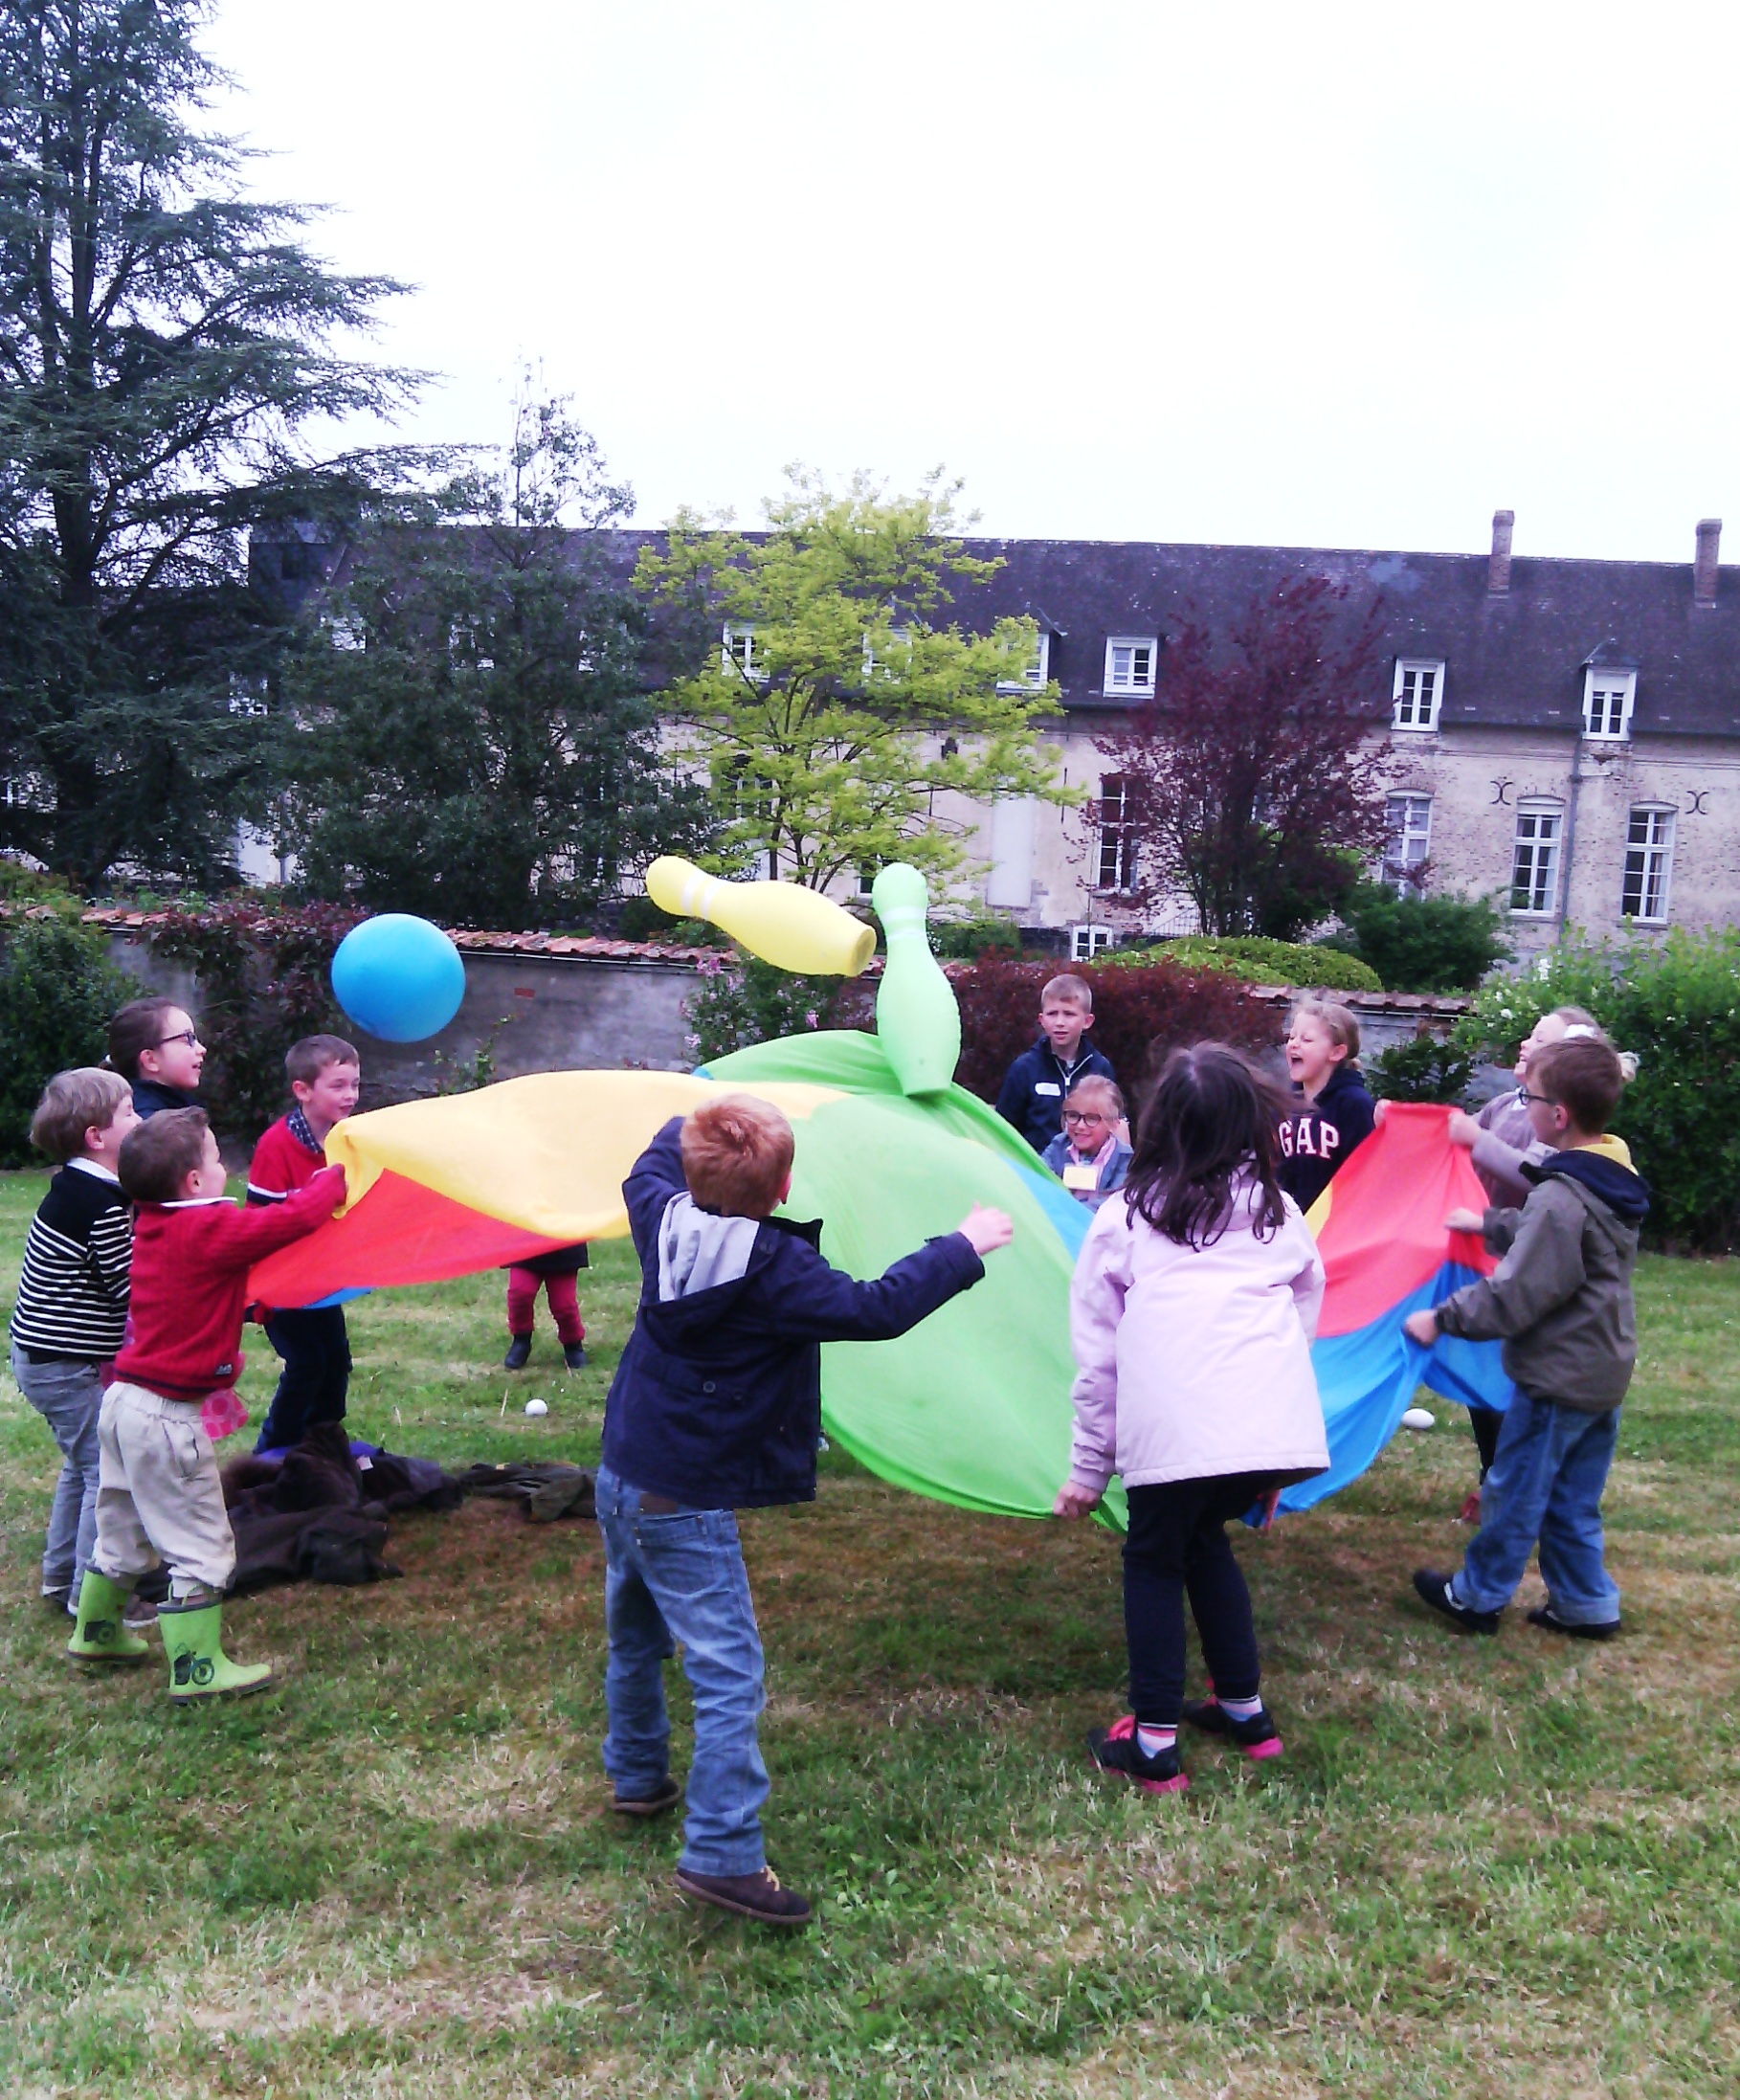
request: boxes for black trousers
[255,1306,352,1453]
[1469,1405,1504,1480]
[1123,1472,1280,1726]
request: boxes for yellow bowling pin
[871,863,961,1096]
[644,857,876,977]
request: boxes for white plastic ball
[1400,1406,1437,1431]
[524,1397,548,1418]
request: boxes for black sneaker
[562,1342,588,1371]
[1085,1714,1189,1795]
[675,1865,812,1927]
[1412,1568,1501,1635]
[503,1336,532,1371]
[1527,1606,1621,1642]
[611,1774,681,1818]
[1180,1696,1283,1760]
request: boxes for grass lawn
[1,1166,1737,2097]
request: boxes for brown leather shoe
[611,1775,681,1818]
[674,1865,812,1927]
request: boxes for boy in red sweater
[68,1107,345,1700]
[246,1034,362,1452]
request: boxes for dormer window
[1583,666,1636,741]
[998,630,1051,694]
[1392,659,1443,732]
[1104,637,1157,696]
[722,623,765,683]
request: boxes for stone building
[251,514,1740,960]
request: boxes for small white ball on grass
[1400,1406,1436,1431]
[524,1397,548,1418]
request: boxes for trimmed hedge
[1320,883,1510,994]
[951,957,1279,1106]
[1459,928,1740,1250]
[1111,935,1382,994]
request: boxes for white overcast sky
[205,1,1740,565]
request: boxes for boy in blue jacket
[597,1093,1013,1927]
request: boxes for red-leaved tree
[1089,576,1394,940]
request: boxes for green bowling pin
[871,863,962,1096]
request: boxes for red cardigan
[113,1169,346,1399]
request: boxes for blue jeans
[1453,1394,1621,1625]
[10,1344,104,1607]
[594,1465,769,1878]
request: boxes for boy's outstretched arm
[212,1165,347,1272]
[757,1208,1012,1345]
[1417,1191,1587,1345]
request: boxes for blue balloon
[331,915,466,1043]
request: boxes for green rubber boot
[66,1570,151,1664]
[158,1599,277,1704]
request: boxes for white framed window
[1385,793,1433,883]
[1583,666,1636,741]
[1392,659,1444,732]
[325,614,366,652]
[1104,636,1157,696]
[998,630,1051,694]
[1071,925,1113,962]
[1620,806,1675,923]
[1095,773,1139,892]
[1510,800,1563,915]
[722,623,765,682]
[861,625,911,681]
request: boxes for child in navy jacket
[597,1094,1012,1927]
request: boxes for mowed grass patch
[0,1166,1736,2097]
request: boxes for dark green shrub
[929,912,1022,960]
[1458,929,1740,1249]
[144,900,360,1139]
[1322,883,1509,994]
[1366,1032,1479,1105]
[0,916,137,1163]
[617,893,681,942]
[1111,934,1381,994]
[684,951,846,1064]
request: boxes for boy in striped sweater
[9,1069,140,1616]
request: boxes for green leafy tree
[0,0,419,888]
[277,390,710,927]
[636,469,1076,892]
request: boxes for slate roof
[251,525,1740,741]
[948,538,1740,740]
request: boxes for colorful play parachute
[249,1052,1509,1528]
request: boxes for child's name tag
[1035,1082,1060,1096]
[1062,1163,1099,1192]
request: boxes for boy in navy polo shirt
[247,1034,361,1452]
[994,974,1117,1154]
[596,1093,1013,1928]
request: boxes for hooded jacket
[601,1119,985,1508]
[1433,1137,1650,1411]
[1065,1177,1328,1494]
[1277,1064,1376,1213]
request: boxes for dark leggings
[255,1305,351,1453]
[1123,1473,1279,1726]
[1470,1406,1504,1481]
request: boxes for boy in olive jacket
[1404,1037,1647,1640]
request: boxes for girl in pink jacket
[1057,1044,1329,1796]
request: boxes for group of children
[8,971,1645,1929]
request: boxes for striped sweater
[9,1161,133,1361]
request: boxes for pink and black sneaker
[1085,1714,1189,1795]
[1180,1696,1283,1760]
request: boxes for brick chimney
[1695,518,1721,607]
[1487,509,1514,595]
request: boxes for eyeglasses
[155,1030,201,1050]
[1062,1109,1107,1126]
[1519,1089,1554,1106]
